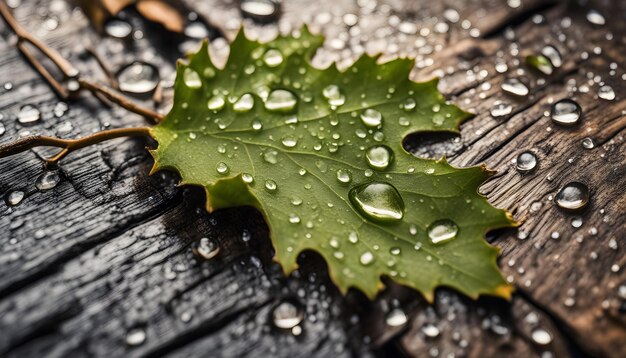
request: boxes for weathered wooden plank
[0,0,624,357]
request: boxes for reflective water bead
[501,78,529,97]
[541,45,562,68]
[272,300,304,331]
[322,84,346,107]
[117,61,160,94]
[264,179,277,192]
[360,108,383,127]
[216,162,229,174]
[241,173,254,183]
[336,169,352,183]
[586,10,605,26]
[240,0,280,23]
[555,182,589,211]
[104,18,133,39]
[17,104,41,125]
[598,85,615,101]
[551,99,582,125]
[359,251,375,265]
[386,308,407,327]
[490,102,512,118]
[208,95,225,111]
[531,328,552,345]
[349,182,404,223]
[427,219,459,244]
[365,145,394,170]
[281,136,298,148]
[233,93,255,112]
[35,171,60,191]
[125,327,146,346]
[183,67,202,89]
[263,49,283,67]
[193,237,220,260]
[5,190,24,206]
[263,150,278,164]
[289,214,301,224]
[582,137,595,149]
[265,89,298,113]
[516,151,537,172]
[403,97,417,111]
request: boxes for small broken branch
[0,127,152,166]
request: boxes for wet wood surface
[0,0,624,357]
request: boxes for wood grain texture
[0,0,624,357]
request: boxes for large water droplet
[531,328,552,345]
[586,10,605,26]
[233,93,255,112]
[360,251,375,265]
[386,308,407,327]
[216,162,229,174]
[5,190,24,206]
[125,327,146,346]
[365,145,394,170]
[184,21,210,39]
[551,99,582,125]
[104,17,133,40]
[490,102,512,118]
[240,0,280,23]
[598,85,615,101]
[360,108,382,127]
[242,173,254,184]
[117,61,160,94]
[265,89,297,113]
[265,179,277,192]
[208,95,225,111]
[193,237,220,260]
[17,105,41,125]
[555,182,589,211]
[272,300,304,332]
[516,151,537,172]
[263,150,278,164]
[349,182,404,223]
[427,219,458,244]
[322,84,346,107]
[541,45,562,68]
[263,49,283,67]
[281,136,298,148]
[336,169,352,183]
[35,171,60,191]
[501,78,529,97]
[183,68,202,89]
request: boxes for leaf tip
[493,283,515,301]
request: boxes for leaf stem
[0,127,152,166]
[0,0,163,124]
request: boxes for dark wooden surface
[0,0,624,357]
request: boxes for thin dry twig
[0,127,152,166]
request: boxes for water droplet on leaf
[427,219,459,244]
[265,89,297,113]
[183,68,202,89]
[360,108,383,127]
[365,145,394,170]
[349,182,404,223]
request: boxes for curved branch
[0,127,152,165]
[79,79,164,123]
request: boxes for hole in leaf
[403,131,463,160]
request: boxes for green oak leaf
[150,26,516,301]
